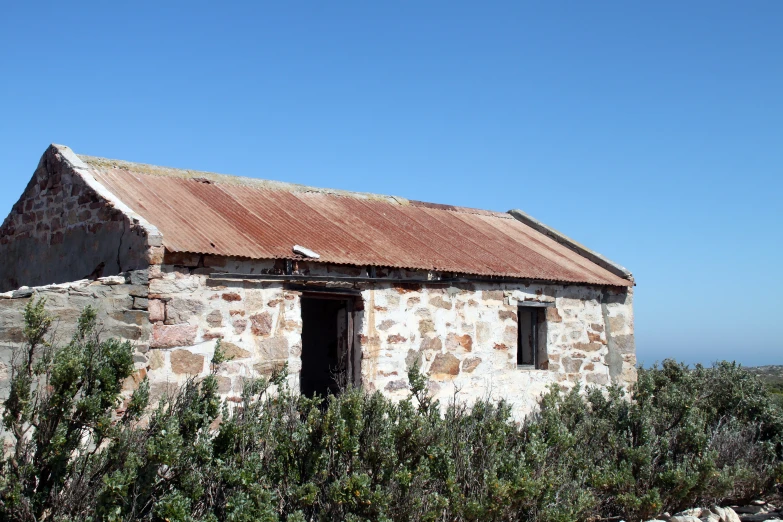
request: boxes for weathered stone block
[430,353,460,376]
[462,357,482,373]
[109,324,145,341]
[420,336,442,352]
[481,290,503,301]
[249,312,272,336]
[255,336,288,360]
[418,318,434,335]
[232,318,247,334]
[220,341,251,360]
[429,295,452,310]
[206,309,223,327]
[108,309,147,326]
[574,342,603,352]
[561,356,582,373]
[586,373,609,385]
[608,315,627,332]
[145,245,164,265]
[446,333,472,352]
[216,376,232,393]
[165,297,204,324]
[149,277,199,295]
[148,264,163,279]
[0,326,24,342]
[546,307,563,323]
[587,332,606,344]
[148,299,165,322]
[98,275,126,285]
[378,319,395,331]
[384,379,408,391]
[611,334,635,354]
[170,349,205,374]
[129,269,149,286]
[123,284,149,298]
[253,360,285,375]
[151,324,197,348]
[148,350,165,370]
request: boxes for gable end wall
[0,146,151,292]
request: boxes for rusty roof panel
[81,158,631,286]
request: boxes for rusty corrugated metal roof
[78,155,631,286]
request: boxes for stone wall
[0,252,635,421]
[145,255,303,401]
[358,282,636,417]
[0,273,151,401]
[0,145,152,292]
[141,254,636,419]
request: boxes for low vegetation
[749,365,783,409]
[1,299,781,521]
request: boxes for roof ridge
[77,152,511,218]
[78,153,411,206]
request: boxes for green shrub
[1,299,781,521]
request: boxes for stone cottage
[0,144,636,417]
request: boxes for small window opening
[517,306,547,369]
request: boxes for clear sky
[1,2,781,366]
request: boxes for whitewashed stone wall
[143,254,635,419]
[146,258,303,401]
[0,252,635,421]
[357,282,635,418]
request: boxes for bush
[1,299,781,521]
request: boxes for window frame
[516,302,552,370]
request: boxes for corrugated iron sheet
[81,158,631,286]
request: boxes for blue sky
[1,2,781,366]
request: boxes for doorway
[300,294,361,397]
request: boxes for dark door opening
[300,294,360,397]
